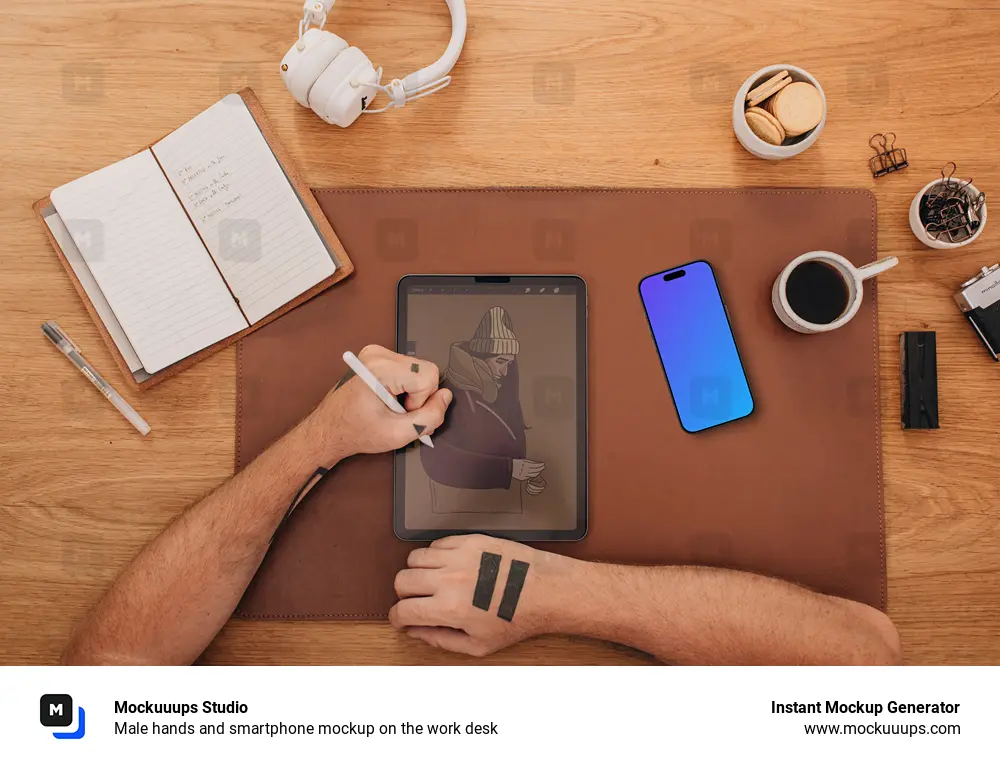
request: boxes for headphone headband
[299,0,466,101]
[401,0,467,93]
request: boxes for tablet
[395,275,588,541]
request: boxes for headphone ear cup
[307,46,379,128]
[280,28,349,107]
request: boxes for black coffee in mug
[785,260,850,324]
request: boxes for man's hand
[512,459,545,481]
[389,534,577,657]
[311,345,453,463]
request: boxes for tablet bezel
[394,274,588,542]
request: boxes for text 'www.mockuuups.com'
[773,699,962,737]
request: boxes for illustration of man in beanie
[420,306,546,513]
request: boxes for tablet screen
[395,276,587,541]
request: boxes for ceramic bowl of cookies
[733,65,827,160]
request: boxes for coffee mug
[772,251,898,333]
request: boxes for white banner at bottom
[1,666,991,764]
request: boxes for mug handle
[856,256,899,281]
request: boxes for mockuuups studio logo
[220,219,262,263]
[40,694,86,740]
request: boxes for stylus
[342,351,434,448]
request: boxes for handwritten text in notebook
[153,94,336,325]
[49,150,249,374]
[178,157,242,223]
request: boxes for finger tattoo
[411,362,420,373]
[413,423,426,435]
[472,552,502,610]
[497,560,530,622]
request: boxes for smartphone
[638,260,754,433]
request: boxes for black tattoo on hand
[472,552,502,610]
[411,362,420,373]
[413,424,426,435]
[497,560,530,622]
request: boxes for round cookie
[746,106,785,143]
[767,81,823,137]
[744,106,784,146]
[746,71,792,108]
[763,92,780,116]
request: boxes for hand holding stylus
[311,346,453,463]
[343,350,435,448]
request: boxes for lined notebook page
[152,94,336,325]
[42,208,144,374]
[50,151,250,374]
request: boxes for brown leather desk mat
[236,188,885,619]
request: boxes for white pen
[342,351,433,447]
[42,322,151,436]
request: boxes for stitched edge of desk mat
[235,187,884,620]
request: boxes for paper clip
[869,133,908,179]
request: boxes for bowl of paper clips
[909,163,988,249]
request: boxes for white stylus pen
[42,321,151,436]
[342,351,433,447]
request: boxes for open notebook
[35,89,353,388]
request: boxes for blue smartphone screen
[638,261,754,433]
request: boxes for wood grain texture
[1,0,998,665]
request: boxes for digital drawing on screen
[395,276,587,540]
[420,306,547,514]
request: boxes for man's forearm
[62,408,341,665]
[540,559,901,665]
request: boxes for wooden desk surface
[2,0,998,665]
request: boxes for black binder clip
[869,133,908,178]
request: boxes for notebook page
[50,151,250,374]
[42,207,144,374]
[152,94,336,325]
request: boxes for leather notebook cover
[236,189,885,619]
[34,89,354,390]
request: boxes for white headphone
[280,0,467,127]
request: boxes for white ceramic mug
[772,251,898,333]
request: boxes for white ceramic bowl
[909,179,988,249]
[733,64,827,160]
